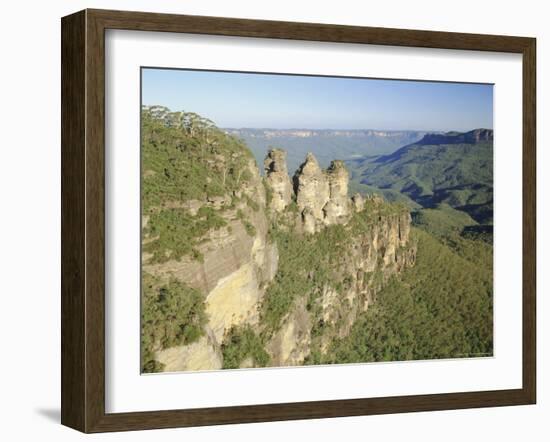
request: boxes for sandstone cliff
[265,206,416,367]
[260,149,416,367]
[141,108,416,372]
[141,109,279,371]
[145,158,279,370]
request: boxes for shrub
[141,275,207,372]
[143,207,227,263]
[221,326,270,369]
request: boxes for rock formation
[261,149,416,366]
[144,158,279,371]
[351,192,365,212]
[156,328,223,372]
[264,148,294,212]
[293,152,330,224]
[323,160,351,226]
[266,210,416,366]
[290,152,351,233]
[418,128,494,145]
[142,108,417,372]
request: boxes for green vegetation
[142,106,254,210]
[141,274,207,373]
[261,202,408,333]
[140,109,493,371]
[243,221,256,236]
[349,179,421,209]
[261,226,337,333]
[142,106,256,262]
[144,206,227,263]
[412,204,493,266]
[320,201,494,364]
[221,325,271,369]
[321,228,493,363]
[461,225,493,244]
[347,131,493,223]
[236,208,257,236]
[412,203,477,238]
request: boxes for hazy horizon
[142,68,493,132]
[220,126,491,132]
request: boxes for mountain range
[346,129,494,224]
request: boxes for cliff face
[417,128,494,146]
[142,108,416,373]
[143,155,278,372]
[324,160,352,225]
[260,149,416,367]
[266,208,416,367]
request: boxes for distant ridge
[226,128,427,174]
[417,128,493,146]
[345,128,494,224]
[372,128,493,165]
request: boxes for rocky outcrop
[267,297,311,366]
[292,153,352,234]
[351,193,365,212]
[156,329,222,372]
[418,128,494,145]
[144,158,278,370]
[176,148,415,369]
[144,122,416,372]
[293,152,330,223]
[264,149,294,212]
[267,210,416,366]
[323,160,351,225]
[261,149,416,366]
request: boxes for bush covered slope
[347,129,493,224]
[321,228,493,363]
[141,106,257,263]
[141,106,261,372]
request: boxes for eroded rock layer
[142,110,416,372]
[265,210,416,366]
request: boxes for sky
[142,68,493,132]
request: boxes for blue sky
[142,68,493,132]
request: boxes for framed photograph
[61,9,536,433]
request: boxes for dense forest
[347,129,494,224]
[319,227,493,364]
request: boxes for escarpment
[141,107,278,372]
[262,150,416,367]
[141,107,416,372]
[143,155,279,371]
[263,174,416,365]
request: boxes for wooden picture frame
[61,8,536,433]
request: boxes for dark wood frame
[61,8,536,433]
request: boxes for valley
[226,128,426,174]
[346,129,494,225]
